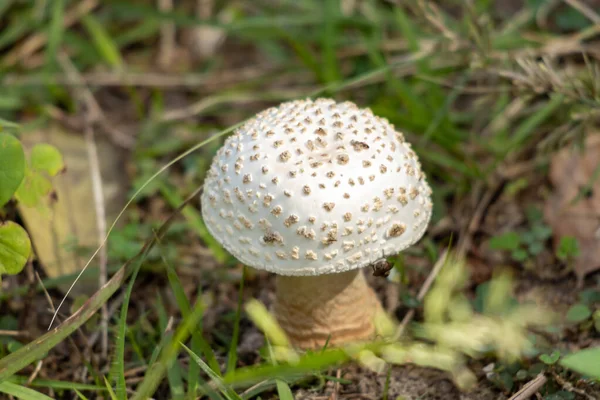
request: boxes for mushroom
[201,98,433,349]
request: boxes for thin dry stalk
[551,371,596,400]
[84,124,109,358]
[0,330,29,338]
[394,250,449,339]
[158,0,176,69]
[2,67,276,88]
[57,54,134,149]
[26,361,43,385]
[508,374,547,400]
[329,369,342,400]
[58,54,110,357]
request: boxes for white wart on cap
[201,98,433,276]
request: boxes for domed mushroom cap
[201,98,433,276]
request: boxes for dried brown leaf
[544,133,600,285]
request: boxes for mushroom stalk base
[273,269,380,349]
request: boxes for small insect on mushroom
[371,259,393,277]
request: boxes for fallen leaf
[18,125,128,295]
[543,133,600,285]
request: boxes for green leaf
[0,133,26,207]
[539,350,560,365]
[30,144,64,176]
[488,232,521,251]
[528,241,544,256]
[578,289,600,305]
[531,224,552,241]
[14,168,52,207]
[81,15,124,69]
[544,391,575,400]
[566,304,592,323]
[0,381,54,400]
[559,347,600,379]
[0,221,31,276]
[556,236,580,261]
[511,249,529,262]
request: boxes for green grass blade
[46,0,65,69]
[223,348,352,388]
[114,19,162,48]
[421,71,470,145]
[226,267,246,374]
[8,376,105,392]
[393,7,420,52]
[0,381,54,400]
[320,0,340,83]
[81,15,123,68]
[504,94,565,154]
[182,344,242,400]
[103,376,118,400]
[0,8,39,51]
[275,380,294,400]
[112,251,144,399]
[166,358,185,400]
[154,245,189,400]
[131,295,206,400]
[159,246,221,377]
[74,389,89,400]
[0,0,15,19]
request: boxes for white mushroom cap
[201,98,433,276]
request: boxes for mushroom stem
[273,269,381,349]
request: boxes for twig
[456,178,503,256]
[57,54,134,149]
[2,0,99,67]
[394,250,449,339]
[84,124,109,358]
[508,374,547,400]
[26,361,43,385]
[329,369,342,400]
[551,370,596,400]
[158,0,175,69]
[2,67,277,88]
[36,271,57,314]
[0,330,29,338]
[58,53,110,357]
[563,0,600,25]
